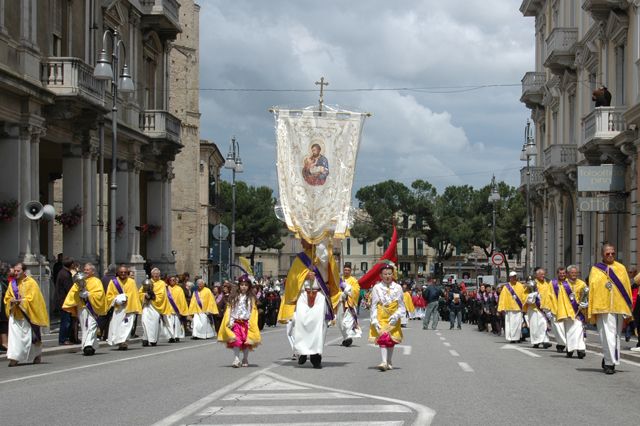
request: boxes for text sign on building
[577,165,625,192]
[577,196,625,212]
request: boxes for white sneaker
[232,359,241,368]
[387,364,393,370]
[377,362,388,371]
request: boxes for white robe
[107,307,136,346]
[597,313,623,366]
[293,290,327,355]
[564,317,586,352]
[142,305,166,343]
[79,307,99,351]
[7,316,42,363]
[551,316,566,347]
[164,314,184,339]
[191,313,215,339]
[526,309,549,345]
[504,311,523,342]
[337,302,362,340]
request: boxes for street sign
[577,165,625,192]
[212,223,229,240]
[578,196,625,212]
[491,252,505,266]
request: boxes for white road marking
[222,392,361,401]
[195,422,404,426]
[449,350,460,357]
[439,337,446,341]
[238,374,307,391]
[198,404,412,416]
[501,344,541,358]
[585,349,640,367]
[435,332,442,336]
[443,342,451,347]
[458,362,474,372]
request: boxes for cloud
[198,0,532,193]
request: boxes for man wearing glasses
[588,244,633,374]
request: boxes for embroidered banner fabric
[274,108,366,243]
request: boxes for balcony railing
[41,57,106,107]
[140,0,180,31]
[139,110,181,143]
[543,144,577,169]
[520,71,545,107]
[520,166,544,189]
[582,106,626,145]
[544,27,578,72]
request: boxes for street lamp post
[94,29,135,268]
[224,137,243,279]
[520,120,536,279]
[488,175,500,280]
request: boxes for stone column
[115,159,131,264]
[128,158,145,281]
[61,144,85,261]
[146,164,176,275]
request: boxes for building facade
[0,1,187,311]
[520,0,640,276]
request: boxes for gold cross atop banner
[315,76,329,111]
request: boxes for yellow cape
[369,299,403,344]
[188,287,219,315]
[4,276,49,327]
[403,291,415,313]
[139,279,171,314]
[497,281,526,312]
[556,279,586,321]
[526,279,550,313]
[217,301,261,347]
[106,277,142,314]
[588,261,632,320]
[62,276,107,317]
[167,284,188,315]
[278,248,340,323]
[341,275,361,309]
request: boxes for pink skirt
[376,332,396,348]
[226,320,250,349]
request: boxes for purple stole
[81,285,99,326]
[552,280,560,299]
[298,252,335,321]
[561,280,584,322]
[593,263,633,310]
[505,283,523,310]
[10,279,41,343]
[166,286,181,315]
[195,290,203,310]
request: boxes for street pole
[488,175,500,282]
[225,137,242,280]
[218,226,223,284]
[521,120,536,279]
[525,155,531,279]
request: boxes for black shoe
[191,336,200,340]
[542,342,552,349]
[168,338,176,343]
[450,326,454,330]
[625,335,631,342]
[310,354,322,369]
[175,338,180,342]
[577,350,586,359]
[602,358,606,370]
[604,365,615,375]
[297,355,307,365]
[532,344,540,348]
[556,345,565,353]
[150,342,157,346]
[566,351,574,358]
[83,346,95,356]
[142,340,149,347]
[342,338,352,347]
[509,340,518,344]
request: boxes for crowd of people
[2,242,638,375]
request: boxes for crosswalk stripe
[458,362,474,372]
[198,404,413,416]
[449,350,460,357]
[238,375,308,391]
[193,422,404,426]
[222,392,362,401]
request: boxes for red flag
[358,226,398,289]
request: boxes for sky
[197,0,534,196]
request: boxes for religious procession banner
[273,108,367,243]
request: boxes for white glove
[526,293,538,305]
[79,291,89,300]
[114,294,128,306]
[389,315,398,326]
[579,302,588,309]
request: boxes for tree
[219,181,286,268]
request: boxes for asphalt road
[1,318,639,425]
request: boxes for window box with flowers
[55,205,83,230]
[136,223,161,237]
[0,199,19,223]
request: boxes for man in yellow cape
[139,267,171,346]
[401,283,416,328]
[277,238,340,369]
[4,262,49,366]
[188,278,219,339]
[524,268,552,349]
[557,265,587,359]
[166,275,188,343]
[587,244,633,374]
[62,263,106,356]
[497,271,526,343]
[547,267,567,353]
[106,264,142,350]
[337,261,361,347]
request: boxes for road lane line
[198,404,412,416]
[443,342,451,347]
[458,362,474,372]
[501,344,541,358]
[449,350,460,357]
[439,337,446,341]
[195,422,404,426]
[222,392,361,401]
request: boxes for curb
[0,336,144,360]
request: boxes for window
[402,237,408,256]
[400,262,411,272]
[362,240,367,255]
[402,214,409,229]
[346,238,351,255]
[360,262,368,272]
[417,239,424,256]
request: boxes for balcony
[140,0,181,37]
[520,0,544,17]
[520,71,545,109]
[520,166,544,189]
[544,27,578,75]
[543,144,577,170]
[139,110,181,144]
[41,57,106,108]
[582,0,630,21]
[582,106,626,146]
